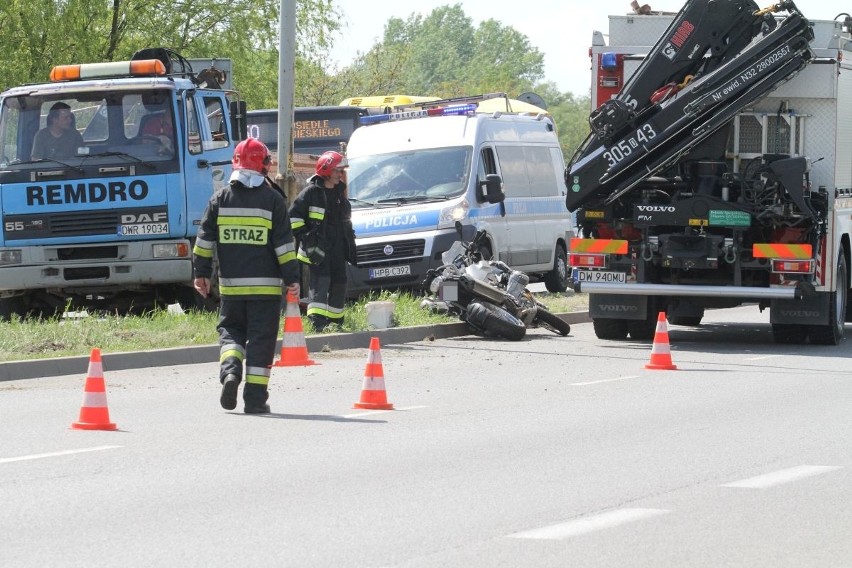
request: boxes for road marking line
[508,508,669,540]
[721,465,841,489]
[745,355,780,361]
[341,405,427,418]
[0,445,122,465]
[571,375,639,386]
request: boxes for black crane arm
[566,0,812,212]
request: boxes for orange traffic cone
[353,337,394,410]
[273,291,318,366]
[645,312,678,370]
[71,348,118,430]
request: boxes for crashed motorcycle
[421,226,571,340]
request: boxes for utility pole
[277,0,297,204]
[278,0,309,293]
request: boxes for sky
[329,0,852,97]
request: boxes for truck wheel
[593,318,628,340]
[808,253,847,345]
[533,307,571,336]
[628,317,657,340]
[174,285,218,312]
[772,323,808,344]
[0,296,27,322]
[466,300,526,341]
[667,315,703,327]
[544,244,569,293]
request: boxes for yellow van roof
[340,94,549,116]
[339,95,440,108]
[476,97,548,115]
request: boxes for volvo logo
[780,310,820,318]
[383,245,394,256]
[636,205,676,212]
[599,305,639,312]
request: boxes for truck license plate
[577,270,626,283]
[118,223,169,236]
[369,265,411,279]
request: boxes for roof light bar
[50,59,167,82]
[359,103,477,125]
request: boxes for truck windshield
[0,89,177,170]
[347,146,471,207]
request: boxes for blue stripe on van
[352,209,441,235]
[352,197,567,235]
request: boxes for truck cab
[567,0,852,345]
[0,49,242,318]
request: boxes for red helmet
[233,138,271,175]
[315,151,348,178]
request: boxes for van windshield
[347,146,471,207]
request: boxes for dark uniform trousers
[217,297,281,405]
[308,224,348,329]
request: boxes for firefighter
[289,150,356,332]
[193,138,300,414]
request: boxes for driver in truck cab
[31,102,84,160]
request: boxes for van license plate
[577,270,626,283]
[369,265,411,279]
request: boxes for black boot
[243,383,271,414]
[308,314,329,333]
[220,374,240,410]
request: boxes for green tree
[533,83,592,158]
[372,4,544,98]
[0,0,340,111]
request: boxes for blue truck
[0,49,244,319]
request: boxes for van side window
[496,145,561,197]
[527,147,561,197]
[495,146,532,197]
[480,147,497,175]
[477,147,498,202]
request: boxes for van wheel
[544,244,569,292]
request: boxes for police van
[345,95,574,296]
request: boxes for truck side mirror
[480,174,504,204]
[230,100,247,141]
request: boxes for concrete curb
[0,312,591,382]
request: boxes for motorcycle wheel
[534,307,571,336]
[466,300,526,341]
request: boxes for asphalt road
[1,305,850,567]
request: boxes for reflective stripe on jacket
[193,179,299,299]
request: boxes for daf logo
[780,310,820,318]
[383,245,394,256]
[121,212,167,223]
[599,305,639,313]
[636,205,676,213]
